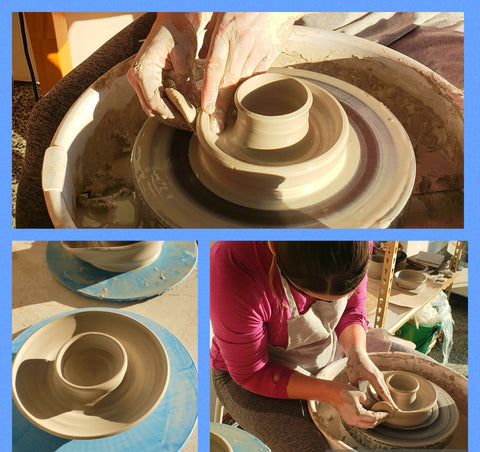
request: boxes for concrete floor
[12,241,197,451]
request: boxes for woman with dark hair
[211,241,398,451]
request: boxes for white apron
[268,270,349,376]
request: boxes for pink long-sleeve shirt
[210,241,369,399]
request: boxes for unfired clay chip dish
[12,310,170,439]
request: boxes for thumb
[356,390,369,407]
[374,410,389,423]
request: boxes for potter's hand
[200,12,302,133]
[331,382,389,429]
[128,13,209,130]
[346,345,397,408]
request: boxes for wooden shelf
[367,275,456,333]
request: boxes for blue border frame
[6,4,478,450]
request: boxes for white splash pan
[42,26,463,228]
[308,352,467,450]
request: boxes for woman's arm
[335,273,369,337]
[210,242,294,398]
[338,324,397,407]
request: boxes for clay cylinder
[54,332,128,407]
[229,73,313,150]
[386,372,420,410]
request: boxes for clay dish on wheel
[369,371,437,428]
[386,372,420,409]
[190,72,349,211]
[346,380,458,448]
[133,68,415,228]
[12,310,170,439]
[62,241,163,272]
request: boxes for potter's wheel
[132,68,415,228]
[343,379,459,449]
[307,353,467,451]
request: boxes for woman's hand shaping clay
[346,345,398,408]
[200,12,301,132]
[128,13,210,130]
[331,382,389,428]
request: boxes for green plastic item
[395,321,442,354]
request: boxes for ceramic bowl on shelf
[394,269,427,290]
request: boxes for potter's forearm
[286,370,344,404]
[338,323,368,356]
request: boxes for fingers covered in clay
[201,12,301,132]
[346,346,398,409]
[127,13,200,130]
[165,88,197,128]
[335,386,389,429]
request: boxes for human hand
[127,13,206,130]
[200,12,301,133]
[346,345,397,408]
[330,382,389,428]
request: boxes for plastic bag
[414,291,454,364]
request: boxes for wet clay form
[47,241,197,301]
[319,366,460,449]
[132,69,415,228]
[210,431,234,452]
[53,332,128,408]
[386,371,419,409]
[12,310,170,439]
[61,241,163,272]
[394,269,427,290]
[367,371,438,429]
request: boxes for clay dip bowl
[53,332,128,408]
[227,72,313,150]
[386,372,420,410]
[61,241,163,272]
[394,269,427,290]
